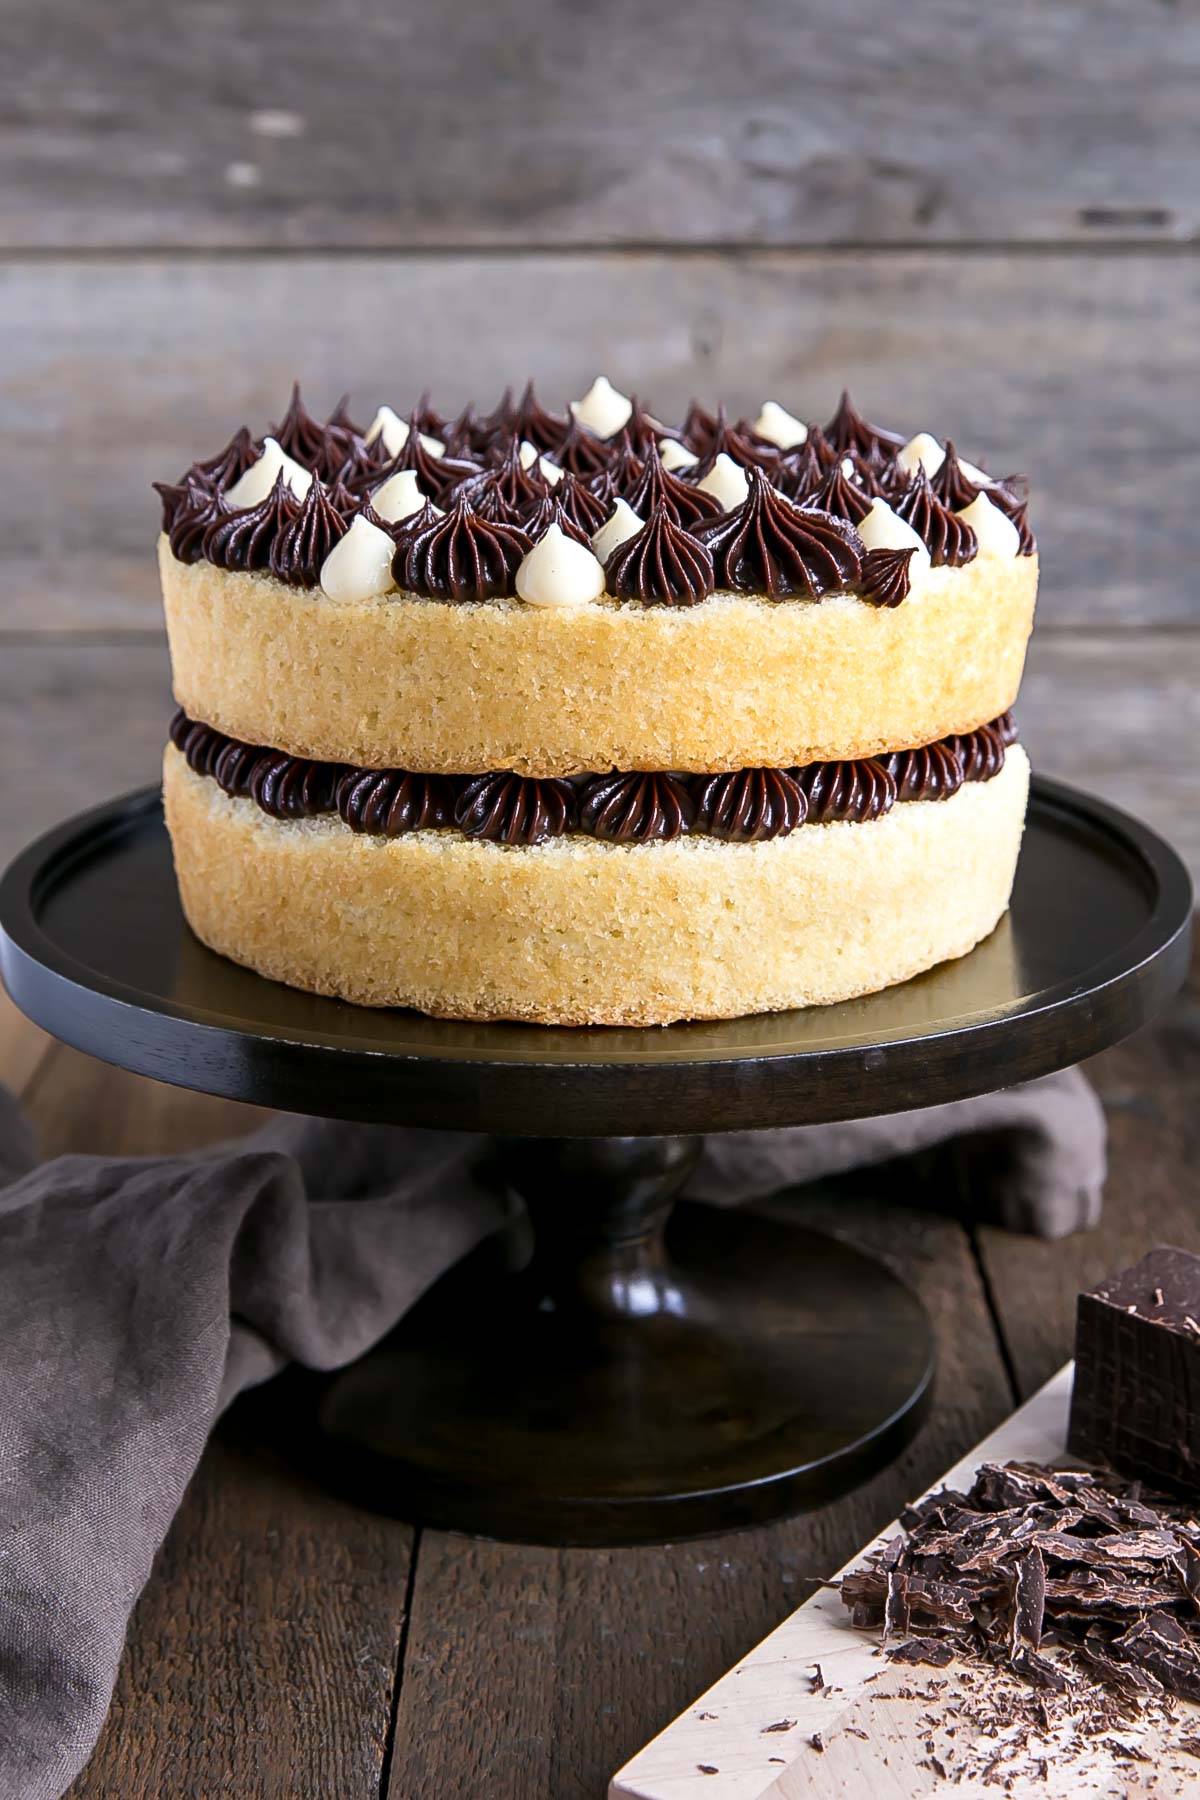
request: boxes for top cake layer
[156,379,1038,773]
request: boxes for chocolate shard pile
[841,1457,1200,1704]
[1069,1245,1200,1495]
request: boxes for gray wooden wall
[3,0,1198,872]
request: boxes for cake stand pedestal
[0,777,1190,1544]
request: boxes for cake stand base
[277,1136,934,1545]
[3,780,1189,1545]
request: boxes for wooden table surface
[0,929,1193,1800]
[3,5,1198,1793]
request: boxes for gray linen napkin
[0,1068,1104,1800]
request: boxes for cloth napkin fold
[0,1069,1105,1800]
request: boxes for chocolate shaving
[841,1454,1200,1712]
[1011,1546,1047,1652]
[888,1638,956,1668]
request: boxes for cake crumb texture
[161,540,1038,776]
[164,744,1030,1026]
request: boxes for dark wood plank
[976,929,1200,1401]
[1017,631,1200,878]
[0,640,171,863]
[4,1,1196,249]
[65,1431,412,1800]
[4,633,1196,882]
[4,252,1197,630]
[16,1048,412,1800]
[388,1189,1014,1799]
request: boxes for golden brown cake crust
[160,539,1038,776]
[164,743,1030,1027]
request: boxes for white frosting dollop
[371,468,438,524]
[697,452,749,512]
[753,401,808,450]
[516,523,605,608]
[856,498,932,583]
[956,492,1021,559]
[364,405,445,459]
[320,514,397,602]
[895,431,945,479]
[518,440,565,485]
[894,433,993,489]
[591,498,644,564]
[659,437,698,472]
[224,436,313,507]
[570,375,632,439]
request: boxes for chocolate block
[1068,1245,1200,1493]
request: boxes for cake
[155,379,1037,1026]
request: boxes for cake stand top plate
[0,778,1190,1135]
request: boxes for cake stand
[0,777,1191,1545]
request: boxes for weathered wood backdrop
[1,9,1198,1799]
[2,0,1198,873]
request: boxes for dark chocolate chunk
[887,1638,956,1668]
[1069,1246,1200,1496]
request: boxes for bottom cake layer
[164,742,1030,1026]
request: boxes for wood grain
[3,633,1195,879]
[65,1429,412,1800]
[2,252,1197,630]
[9,1044,409,1800]
[3,0,1195,250]
[1018,631,1200,877]
[976,931,1200,1401]
[0,640,170,860]
[388,1185,1014,1800]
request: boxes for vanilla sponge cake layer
[164,743,1030,1027]
[161,540,1038,777]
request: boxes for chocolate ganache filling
[578,772,696,843]
[156,384,1037,599]
[695,469,864,600]
[623,447,722,529]
[892,468,978,568]
[270,385,334,472]
[604,506,715,606]
[154,477,228,565]
[204,475,300,574]
[373,416,481,500]
[512,380,569,454]
[169,711,1015,842]
[269,478,349,588]
[859,546,918,607]
[392,496,531,601]
[692,769,807,841]
[822,391,906,460]
[805,463,875,526]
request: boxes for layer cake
[155,380,1038,1025]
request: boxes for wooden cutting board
[611,1366,1200,1799]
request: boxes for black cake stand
[0,777,1191,1544]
